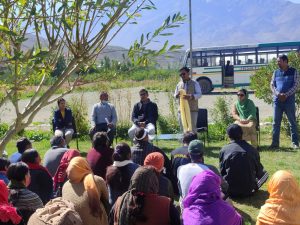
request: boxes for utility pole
[189,0,193,77]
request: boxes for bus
[183,41,300,94]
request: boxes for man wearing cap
[174,67,202,132]
[219,124,268,197]
[90,91,117,145]
[177,140,227,201]
[128,89,158,139]
[43,135,68,177]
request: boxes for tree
[250,51,300,121]
[0,0,185,154]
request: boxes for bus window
[237,55,246,64]
[267,53,277,63]
[258,53,267,64]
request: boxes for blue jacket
[53,108,74,130]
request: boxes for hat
[226,124,243,140]
[50,135,65,147]
[188,140,204,155]
[144,152,164,172]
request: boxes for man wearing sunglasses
[128,89,158,139]
[270,54,299,149]
[174,67,202,132]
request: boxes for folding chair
[196,108,209,146]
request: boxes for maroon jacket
[87,147,113,179]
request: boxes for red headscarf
[53,149,81,191]
[0,180,22,224]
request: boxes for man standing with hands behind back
[174,67,202,132]
[270,54,299,149]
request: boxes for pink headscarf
[0,180,22,224]
[53,149,80,191]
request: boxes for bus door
[222,60,234,87]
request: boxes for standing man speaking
[174,67,202,132]
[270,54,299,149]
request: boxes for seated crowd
[0,124,299,224]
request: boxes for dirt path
[0,88,273,127]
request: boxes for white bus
[183,41,300,94]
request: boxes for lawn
[4,128,300,225]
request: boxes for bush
[23,130,52,142]
[116,120,131,140]
[210,96,233,140]
[68,95,90,137]
[0,123,9,137]
[157,114,180,134]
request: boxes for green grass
[4,130,300,225]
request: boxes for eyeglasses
[140,93,147,96]
[237,93,245,97]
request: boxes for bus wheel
[197,79,212,94]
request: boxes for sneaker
[291,144,300,149]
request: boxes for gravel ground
[0,87,273,128]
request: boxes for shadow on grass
[232,189,269,209]
[258,145,297,153]
[235,208,255,225]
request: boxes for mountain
[110,0,300,49]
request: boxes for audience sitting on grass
[62,157,109,225]
[9,137,32,163]
[256,170,300,225]
[7,162,43,223]
[43,135,68,177]
[106,143,139,206]
[109,166,180,225]
[183,170,243,225]
[21,149,53,204]
[27,198,83,225]
[0,157,10,184]
[177,140,228,203]
[144,152,175,201]
[219,124,268,198]
[0,180,25,225]
[53,149,81,197]
[131,127,177,192]
[87,132,113,180]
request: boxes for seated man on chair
[128,89,158,139]
[53,98,74,146]
[90,91,117,145]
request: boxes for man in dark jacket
[219,124,268,197]
[53,98,75,145]
[128,89,158,139]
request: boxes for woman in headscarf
[183,170,243,225]
[110,166,180,225]
[53,149,81,197]
[106,142,139,206]
[0,180,24,225]
[256,170,300,225]
[21,149,53,204]
[62,156,109,225]
[232,88,258,148]
[7,162,43,223]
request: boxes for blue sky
[109,0,300,49]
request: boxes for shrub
[68,95,90,137]
[116,120,131,140]
[0,123,9,137]
[157,114,180,134]
[210,96,234,140]
[23,130,52,142]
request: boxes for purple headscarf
[183,170,243,225]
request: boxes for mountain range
[21,0,300,68]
